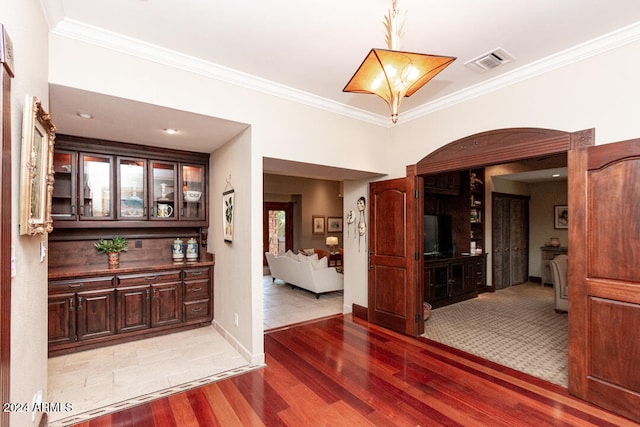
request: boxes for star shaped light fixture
[343,0,456,124]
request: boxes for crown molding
[402,21,640,123]
[48,13,640,128]
[50,18,390,127]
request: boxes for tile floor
[263,275,344,330]
[47,326,249,425]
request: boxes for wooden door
[77,289,116,341]
[47,292,76,346]
[509,197,529,285]
[568,138,640,422]
[492,195,510,289]
[369,175,422,336]
[117,286,151,333]
[492,193,529,288]
[151,282,182,327]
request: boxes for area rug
[422,283,568,386]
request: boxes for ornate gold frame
[19,95,56,235]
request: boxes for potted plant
[95,236,128,267]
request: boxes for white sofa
[265,252,344,298]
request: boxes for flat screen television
[423,214,453,257]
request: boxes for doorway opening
[408,128,593,385]
[263,202,293,266]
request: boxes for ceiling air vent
[465,47,515,72]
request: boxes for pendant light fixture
[343,0,455,124]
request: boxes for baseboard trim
[352,303,368,321]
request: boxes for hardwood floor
[70,314,636,426]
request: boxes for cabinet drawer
[184,279,209,301]
[183,300,210,321]
[118,270,181,287]
[183,267,209,281]
[49,276,115,293]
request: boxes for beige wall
[264,174,343,251]
[1,0,50,425]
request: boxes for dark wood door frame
[263,202,293,265]
[1,25,14,427]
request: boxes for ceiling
[43,1,640,179]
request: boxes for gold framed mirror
[19,95,56,235]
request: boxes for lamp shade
[326,236,339,246]
[343,49,455,123]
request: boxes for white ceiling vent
[465,47,515,72]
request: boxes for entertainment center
[423,169,487,308]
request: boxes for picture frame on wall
[312,215,325,234]
[19,95,56,236]
[223,189,235,242]
[554,205,568,229]
[327,216,343,233]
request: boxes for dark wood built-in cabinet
[422,169,487,308]
[51,135,208,227]
[48,262,213,356]
[48,136,214,356]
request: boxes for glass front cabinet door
[51,150,77,220]
[150,161,177,221]
[79,153,113,220]
[180,163,206,221]
[117,157,147,220]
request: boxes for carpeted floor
[422,282,568,387]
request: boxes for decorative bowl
[184,190,202,202]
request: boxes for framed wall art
[19,95,56,236]
[554,205,568,229]
[327,216,343,233]
[223,189,234,242]
[312,215,325,235]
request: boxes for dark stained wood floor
[71,314,637,426]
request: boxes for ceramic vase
[107,252,120,268]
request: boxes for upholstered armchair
[550,254,568,312]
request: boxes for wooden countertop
[49,254,215,280]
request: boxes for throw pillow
[310,256,328,270]
[285,250,298,261]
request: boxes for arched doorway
[368,127,594,336]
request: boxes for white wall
[390,40,640,179]
[210,128,266,364]
[1,0,50,425]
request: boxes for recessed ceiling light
[552,173,561,178]
[164,128,178,135]
[77,112,93,119]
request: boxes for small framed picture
[312,215,325,234]
[327,217,343,233]
[554,205,568,229]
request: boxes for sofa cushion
[310,256,328,270]
[285,250,298,261]
[298,253,319,262]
